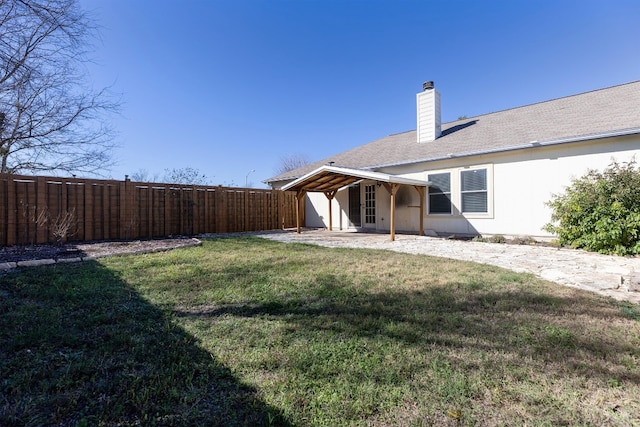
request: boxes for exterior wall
[304,188,357,230]
[401,134,640,237]
[304,192,329,228]
[486,136,640,237]
[373,184,423,232]
[302,134,640,237]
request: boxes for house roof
[281,165,429,193]
[266,80,640,184]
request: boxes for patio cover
[282,165,430,241]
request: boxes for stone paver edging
[253,230,640,303]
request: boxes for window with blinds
[461,169,488,213]
[428,172,452,214]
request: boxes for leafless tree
[0,0,119,175]
[275,153,310,175]
[163,167,209,185]
[129,168,161,183]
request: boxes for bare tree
[163,167,209,185]
[0,0,119,175]
[275,153,310,175]
[129,168,161,182]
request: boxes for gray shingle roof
[266,80,640,184]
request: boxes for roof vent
[422,81,434,91]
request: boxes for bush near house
[545,159,640,255]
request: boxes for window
[461,168,487,213]
[428,172,451,214]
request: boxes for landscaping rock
[625,271,640,292]
[57,257,82,264]
[17,259,56,267]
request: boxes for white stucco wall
[404,135,640,237]
[304,188,355,230]
[302,134,640,238]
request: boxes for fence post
[99,182,107,240]
[203,187,210,233]
[61,178,69,243]
[163,184,170,237]
[119,177,128,240]
[147,185,153,239]
[130,179,139,239]
[6,176,16,246]
[215,187,226,233]
[278,191,284,230]
[36,177,47,243]
[243,189,249,232]
[84,180,93,241]
[0,175,6,246]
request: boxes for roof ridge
[387,129,415,137]
[386,80,640,134]
[451,79,640,124]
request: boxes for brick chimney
[416,81,441,143]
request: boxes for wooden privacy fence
[0,174,302,246]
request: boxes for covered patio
[281,165,431,241]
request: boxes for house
[265,81,640,240]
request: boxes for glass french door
[364,184,376,227]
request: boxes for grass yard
[2,236,640,426]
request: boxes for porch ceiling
[281,165,430,193]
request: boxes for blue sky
[81,0,640,187]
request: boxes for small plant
[489,234,506,244]
[473,235,507,244]
[21,202,48,245]
[22,204,76,245]
[547,239,563,248]
[511,235,536,245]
[620,303,640,321]
[51,209,77,244]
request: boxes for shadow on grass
[0,262,290,426]
[175,264,640,387]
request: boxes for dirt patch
[0,238,202,263]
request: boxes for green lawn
[2,236,640,426]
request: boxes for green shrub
[544,159,640,255]
[489,234,506,244]
[511,235,536,245]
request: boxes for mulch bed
[0,238,201,263]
